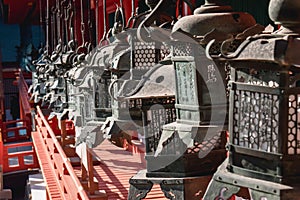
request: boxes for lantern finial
[194,0,232,14]
[269,0,300,33]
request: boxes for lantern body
[145,40,229,177]
[226,35,300,184]
[144,0,261,177]
[102,31,173,147]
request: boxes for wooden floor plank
[75,140,167,200]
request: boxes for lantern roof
[212,34,300,68]
[172,0,256,42]
[123,64,175,100]
[206,0,300,69]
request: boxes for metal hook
[105,28,112,44]
[99,0,108,47]
[114,5,125,32]
[136,0,175,43]
[108,79,122,101]
[79,0,85,46]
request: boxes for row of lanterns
[28,0,300,199]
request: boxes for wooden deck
[74,140,167,200]
[32,106,166,199]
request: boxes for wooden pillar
[60,119,77,158]
[60,120,66,147]
[87,148,98,195]
[80,144,98,194]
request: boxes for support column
[80,144,107,199]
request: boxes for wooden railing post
[59,118,77,158]
[79,143,107,199]
[60,119,67,147]
[17,71,32,133]
[87,148,98,195]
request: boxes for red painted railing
[48,116,75,136]
[17,71,32,130]
[1,119,30,143]
[0,70,33,143]
[0,70,39,173]
[32,106,89,200]
[0,132,38,173]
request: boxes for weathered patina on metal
[204,0,300,199]
[128,1,263,199]
[70,29,130,149]
[101,0,178,149]
[145,0,262,178]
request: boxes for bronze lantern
[128,1,262,199]
[145,0,259,177]
[204,0,300,199]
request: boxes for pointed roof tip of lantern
[194,0,233,14]
[172,0,256,40]
[269,0,300,34]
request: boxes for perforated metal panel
[133,41,170,70]
[134,42,157,70]
[232,85,279,153]
[228,61,300,182]
[173,42,193,57]
[143,97,176,154]
[160,44,170,60]
[187,132,225,154]
[288,94,300,155]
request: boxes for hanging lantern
[128,1,264,199]
[204,0,300,199]
[145,0,260,177]
[102,0,174,148]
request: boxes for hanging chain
[39,0,44,47]
[64,3,69,48]
[119,0,125,29]
[50,6,56,51]
[87,0,93,47]
[80,0,85,46]
[69,0,75,44]
[178,0,183,17]
[95,0,99,45]
[99,0,107,46]
[126,0,136,28]
[46,0,50,53]
[60,0,67,50]
[63,0,71,50]
[76,0,87,53]
[56,0,62,44]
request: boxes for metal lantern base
[128,170,211,200]
[145,122,227,178]
[203,158,300,200]
[145,149,226,178]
